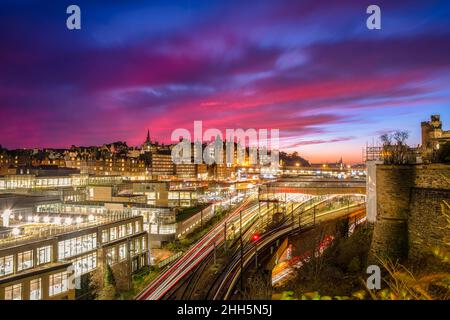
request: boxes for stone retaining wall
[370,163,449,262]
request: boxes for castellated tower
[421,114,443,150]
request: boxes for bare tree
[380,130,410,164]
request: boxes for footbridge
[259,178,366,198]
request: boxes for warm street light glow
[11,228,21,236]
[2,209,12,227]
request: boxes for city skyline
[1,0,450,164]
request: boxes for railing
[0,214,138,250]
[157,251,183,269]
[265,181,365,188]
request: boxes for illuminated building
[150,151,174,179]
[0,206,148,300]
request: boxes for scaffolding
[363,146,383,162]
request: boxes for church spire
[146,129,151,143]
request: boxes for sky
[0,0,449,164]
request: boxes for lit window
[0,255,14,276]
[102,229,109,243]
[37,246,52,265]
[119,244,127,261]
[106,248,116,265]
[129,239,135,255]
[134,238,140,255]
[73,253,97,277]
[57,233,97,260]
[17,250,33,271]
[110,227,117,241]
[49,272,68,296]
[142,237,147,251]
[118,225,126,238]
[5,283,22,300]
[135,221,140,233]
[30,278,42,300]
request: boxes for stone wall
[370,163,450,262]
[412,164,450,189]
[408,188,449,260]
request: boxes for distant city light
[11,228,21,236]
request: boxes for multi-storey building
[150,151,174,179]
[130,181,201,207]
[0,212,148,300]
[0,173,123,191]
[65,157,149,177]
[86,185,147,204]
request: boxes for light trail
[136,198,256,300]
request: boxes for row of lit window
[101,221,142,244]
[58,233,97,260]
[3,271,68,300]
[150,224,176,235]
[0,246,52,277]
[72,252,97,277]
[105,236,147,265]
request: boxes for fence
[157,251,183,269]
